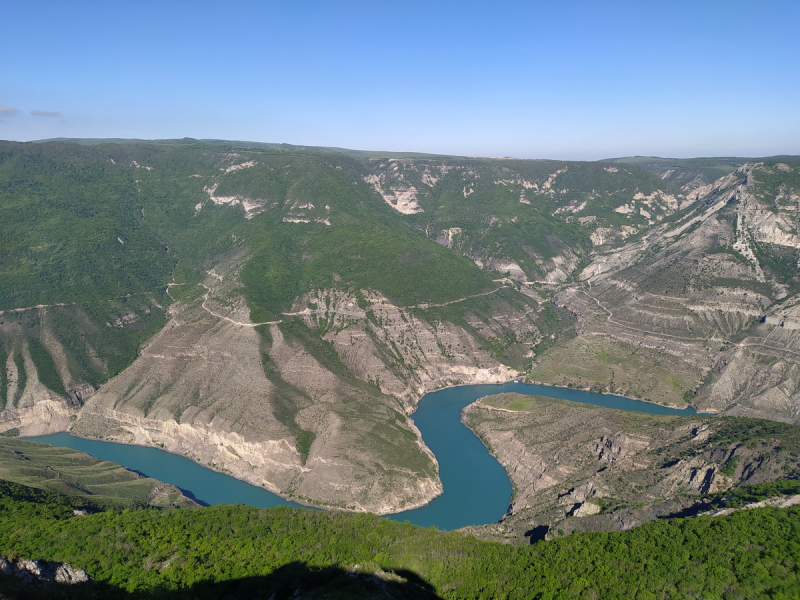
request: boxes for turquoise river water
[26,382,702,531]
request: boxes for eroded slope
[462,393,800,543]
[532,160,800,421]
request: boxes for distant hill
[33,136,458,159]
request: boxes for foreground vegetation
[0,479,798,599]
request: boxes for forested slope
[0,479,798,599]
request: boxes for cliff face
[0,556,90,585]
[462,393,800,543]
[532,161,800,422]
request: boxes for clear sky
[2,1,799,160]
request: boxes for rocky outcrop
[702,493,800,517]
[291,288,530,409]
[594,433,637,462]
[462,393,800,543]
[364,169,425,214]
[0,399,78,437]
[0,556,90,584]
[203,181,267,218]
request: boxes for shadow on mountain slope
[0,561,443,600]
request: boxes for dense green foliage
[0,139,691,318]
[12,352,26,403]
[709,416,800,453]
[0,480,798,598]
[0,346,7,410]
[234,154,496,320]
[0,140,500,401]
[0,478,105,513]
[26,336,67,396]
[0,142,175,308]
[705,478,800,510]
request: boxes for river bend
[26,382,701,530]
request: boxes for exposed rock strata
[462,393,800,543]
[290,288,529,409]
[0,399,78,437]
[0,556,90,584]
[534,162,800,422]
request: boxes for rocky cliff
[532,161,800,422]
[462,393,800,543]
[0,556,90,585]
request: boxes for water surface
[23,432,305,509]
[26,382,702,530]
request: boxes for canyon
[1,139,798,515]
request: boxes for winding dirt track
[0,303,70,316]
[579,288,800,359]
[197,283,281,327]
[3,281,511,330]
[195,282,509,327]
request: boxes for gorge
[1,139,799,525]
[29,381,704,531]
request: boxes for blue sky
[2,1,799,159]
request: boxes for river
[25,382,703,530]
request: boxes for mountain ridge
[1,138,798,512]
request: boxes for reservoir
[26,382,702,530]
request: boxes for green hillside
[0,479,798,599]
[0,437,196,508]
[0,140,498,406]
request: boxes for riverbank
[427,377,709,415]
[23,381,709,530]
[460,392,800,544]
